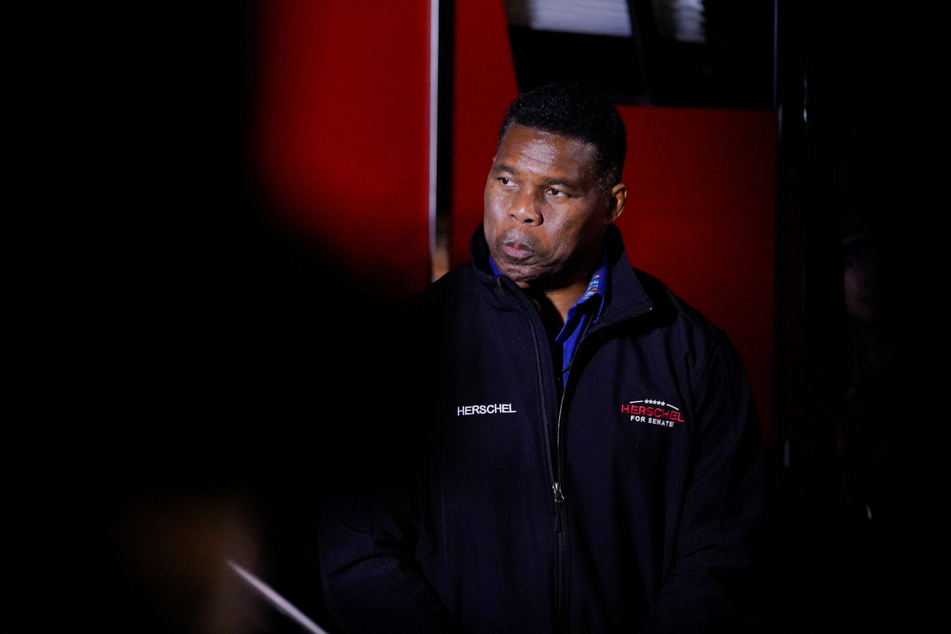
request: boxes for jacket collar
[469,224,653,326]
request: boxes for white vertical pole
[428,0,440,281]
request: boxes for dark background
[19,1,947,631]
[21,4,360,631]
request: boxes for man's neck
[541,281,590,326]
[521,275,592,339]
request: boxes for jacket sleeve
[317,480,461,634]
[640,339,765,633]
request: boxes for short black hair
[498,83,627,190]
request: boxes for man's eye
[498,177,515,186]
[546,188,564,197]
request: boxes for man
[319,83,763,633]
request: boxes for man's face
[484,125,625,290]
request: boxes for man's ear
[605,183,627,224]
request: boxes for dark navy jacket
[319,226,763,633]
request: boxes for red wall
[616,106,777,439]
[252,0,432,301]
[449,0,520,263]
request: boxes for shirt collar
[578,248,608,322]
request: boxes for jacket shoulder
[625,267,747,390]
[629,268,729,346]
[401,262,486,320]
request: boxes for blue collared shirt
[490,250,608,389]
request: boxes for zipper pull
[552,482,565,532]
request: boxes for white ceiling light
[505,0,706,44]
[505,0,633,38]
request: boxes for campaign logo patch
[621,399,683,428]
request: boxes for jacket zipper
[549,306,651,630]
[505,276,652,632]
[548,314,594,631]
[551,313,597,531]
[503,279,565,627]
[503,280,558,508]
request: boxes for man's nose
[510,189,543,225]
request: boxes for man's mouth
[501,240,536,260]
